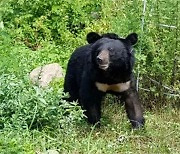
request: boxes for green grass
[70,103,180,154]
[0,101,179,154]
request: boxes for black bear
[64,32,145,129]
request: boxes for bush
[0,73,84,130]
[0,0,102,49]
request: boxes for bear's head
[87,32,138,75]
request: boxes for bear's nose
[96,57,103,64]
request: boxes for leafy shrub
[0,73,84,130]
[0,0,102,49]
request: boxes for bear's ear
[125,33,138,45]
[86,32,101,44]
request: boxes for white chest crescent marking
[95,81,130,92]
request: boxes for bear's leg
[79,80,104,125]
[83,98,102,125]
[122,88,145,129]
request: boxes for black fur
[64,32,145,128]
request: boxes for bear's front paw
[87,116,100,125]
[86,113,101,127]
[130,117,145,129]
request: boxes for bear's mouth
[99,64,109,70]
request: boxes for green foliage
[0,130,34,154]
[0,0,102,49]
[0,73,84,130]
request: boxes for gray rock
[30,63,63,87]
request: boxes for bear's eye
[108,47,114,52]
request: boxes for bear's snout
[96,50,109,70]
